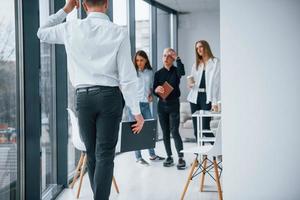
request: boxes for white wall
[178,10,220,101]
[221,0,300,199]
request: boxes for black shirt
[199,70,206,89]
[153,58,185,101]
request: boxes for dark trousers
[76,86,123,200]
[190,92,213,139]
[158,99,184,158]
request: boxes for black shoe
[177,158,186,170]
[163,157,174,167]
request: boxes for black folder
[120,119,157,153]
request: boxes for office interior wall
[221,0,300,199]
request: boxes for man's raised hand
[63,0,79,14]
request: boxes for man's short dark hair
[84,0,107,6]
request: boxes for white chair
[180,119,223,200]
[67,108,120,199]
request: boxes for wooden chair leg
[76,153,87,199]
[213,156,223,200]
[112,176,120,194]
[200,155,208,192]
[70,152,84,189]
[180,158,198,200]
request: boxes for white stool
[180,119,223,200]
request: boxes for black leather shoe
[163,157,174,167]
[177,157,186,170]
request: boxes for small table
[192,110,221,147]
[180,110,222,200]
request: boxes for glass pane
[113,0,128,27]
[135,1,154,119]
[156,8,171,140]
[39,0,56,193]
[135,0,150,55]
[113,1,130,154]
[66,8,77,176]
[157,8,171,70]
[0,0,18,199]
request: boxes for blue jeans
[126,102,156,160]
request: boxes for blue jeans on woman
[126,102,156,160]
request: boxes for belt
[76,85,118,94]
[198,88,206,93]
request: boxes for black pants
[190,92,213,139]
[76,86,123,200]
[158,99,184,158]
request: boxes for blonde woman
[187,40,220,140]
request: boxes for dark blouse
[199,70,206,89]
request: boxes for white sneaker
[136,158,149,166]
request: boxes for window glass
[0,0,18,199]
[135,0,151,55]
[39,0,57,193]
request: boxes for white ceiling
[156,0,219,13]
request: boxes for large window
[156,8,171,70]
[67,8,78,177]
[113,0,128,27]
[0,0,18,199]
[39,0,57,194]
[2,0,177,198]
[135,0,150,55]
[156,8,171,139]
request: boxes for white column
[221,0,300,199]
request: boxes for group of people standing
[37,0,220,199]
[125,48,186,169]
[126,40,221,170]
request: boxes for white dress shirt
[37,9,140,115]
[187,58,221,105]
[136,69,153,103]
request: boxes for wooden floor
[57,141,220,200]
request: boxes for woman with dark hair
[187,40,221,140]
[126,50,164,165]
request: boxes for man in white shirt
[37,0,144,199]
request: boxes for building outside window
[0,0,18,199]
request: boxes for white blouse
[187,58,221,105]
[136,69,153,103]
